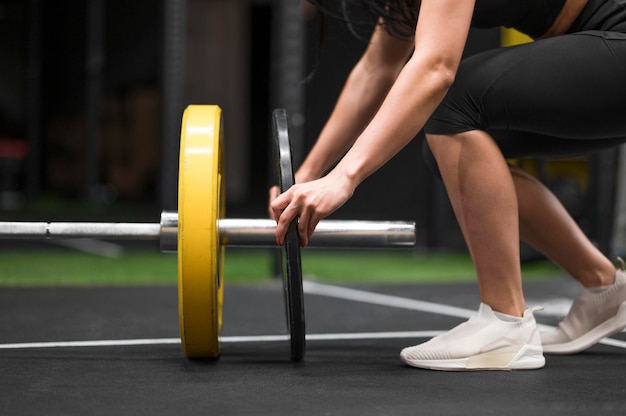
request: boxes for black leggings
[423,25,626,170]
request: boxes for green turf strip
[0,248,561,287]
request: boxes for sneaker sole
[400,344,545,371]
[542,301,626,355]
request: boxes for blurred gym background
[1,0,625,262]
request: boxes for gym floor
[1,276,625,415]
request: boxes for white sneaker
[400,303,545,371]
[541,268,626,355]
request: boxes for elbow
[439,65,456,89]
[433,60,457,90]
[405,54,458,92]
[425,61,457,99]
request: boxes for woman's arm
[268,21,412,218]
[272,0,476,245]
[295,23,414,183]
[334,0,474,186]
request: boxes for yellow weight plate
[178,105,225,358]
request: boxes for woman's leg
[403,32,626,366]
[426,130,526,317]
[403,130,545,370]
[424,133,617,305]
[512,166,616,287]
[511,165,626,355]
[422,128,626,360]
[423,31,626,298]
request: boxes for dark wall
[38,0,162,201]
[0,0,29,138]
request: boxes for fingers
[271,177,350,248]
[270,190,294,246]
[271,190,323,247]
[296,204,321,248]
[267,185,281,220]
[271,188,316,247]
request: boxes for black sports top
[471,0,626,37]
[471,0,568,38]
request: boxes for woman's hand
[267,171,315,221]
[270,173,355,247]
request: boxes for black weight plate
[272,108,305,362]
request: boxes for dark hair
[307,0,419,39]
[301,1,418,83]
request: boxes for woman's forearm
[296,24,413,183]
[296,61,399,183]
[333,57,455,188]
[330,0,474,190]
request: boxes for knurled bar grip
[0,213,416,250]
[0,222,162,240]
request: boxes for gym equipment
[0,105,416,361]
[273,108,305,361]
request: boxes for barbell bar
[0,215,416,250]
[0,106,417,361]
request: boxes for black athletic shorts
[423,0,626,165]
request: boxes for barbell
[0,105,416,361]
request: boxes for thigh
[421,132,626,180]
[425,31,626,141]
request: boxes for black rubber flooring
[1,277,625,415]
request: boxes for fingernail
[300,241,306,248]
[276,238,281,246]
